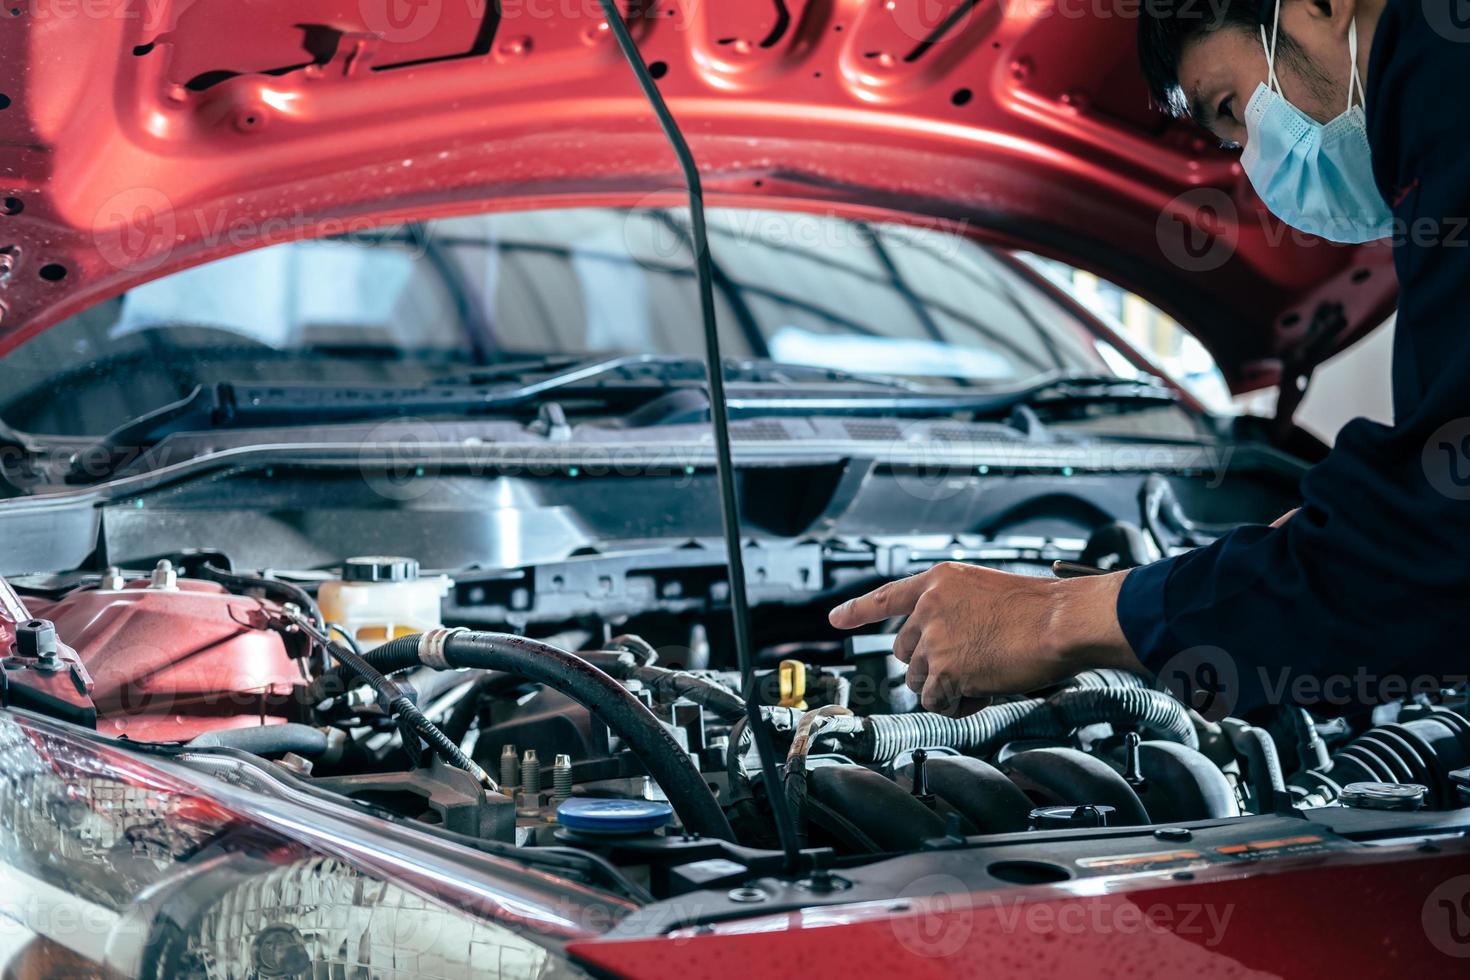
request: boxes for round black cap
[341,556,420,583]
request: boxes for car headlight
[0,711,616,979]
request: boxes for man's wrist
[1044,572,1144,675]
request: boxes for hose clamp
[419,627,468,669]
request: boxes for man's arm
[1115,0,1470,717]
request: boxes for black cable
[325,621,362,678]
[596,0,803,875]
[198,562,325,629]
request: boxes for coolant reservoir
[317,556,450,648]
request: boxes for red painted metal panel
[570,845,1470,978]
[28,578,299,741]
[0,1,1395,390]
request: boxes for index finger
[828,571,930,629]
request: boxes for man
[830,0,1469,719]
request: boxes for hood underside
[0,0,1396,391]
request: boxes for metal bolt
[149,559,177,590]
[100,566,125,591]
[552,753,573,805]
[499,744,519,791]
[521,749,541,797]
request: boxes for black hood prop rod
[596,0,805,875]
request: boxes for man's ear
[1304,0,1358,35]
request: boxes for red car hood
[0,0,1395,392]
[572,842,1470,978]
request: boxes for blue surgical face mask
[1239,7,1393,243]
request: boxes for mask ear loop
[1346,16,1363,111]
[1260,0,1283,93]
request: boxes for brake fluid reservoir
[317,556,450,648]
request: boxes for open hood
[0,0,1395,392]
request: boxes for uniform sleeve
[1116,0,1470,716]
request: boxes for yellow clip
[778,659,807,710]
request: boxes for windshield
[0,208,1121,436]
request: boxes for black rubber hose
[1234,724,1287,813]
[317,631,736,842]
[198,563,324,628]
[856,687,1197,763]
[187,723,328,757]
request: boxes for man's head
[1138,0,1382,147]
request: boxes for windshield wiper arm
[66,358,663,481]
[64,354,914,481]
[430,353,926,392]
[65,366,1175,484]
[992,372,1179,406]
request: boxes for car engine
[5,541,1469,896]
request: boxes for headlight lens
[0,712,607,979]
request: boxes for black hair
[1138,0,1281,117]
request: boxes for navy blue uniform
[1117,0,1470,714]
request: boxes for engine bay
[5,526,1470,914]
